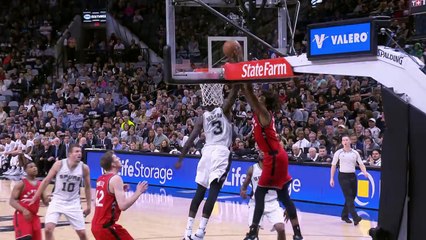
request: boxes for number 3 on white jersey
[95,190,104,207]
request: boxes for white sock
[184,217,194,237]
[196,217,209,235]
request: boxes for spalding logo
[83,14,91,20]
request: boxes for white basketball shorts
[248,199,284,227]
[196,145,231,188]
[45,198,85,230]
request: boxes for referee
[330,135,368,225]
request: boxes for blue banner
[309,22,373,58]
[87,151,380,209]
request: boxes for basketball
[223,40,241,58]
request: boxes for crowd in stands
[3,0,426,177]
[0,58,385,177]
[110,0,425,62]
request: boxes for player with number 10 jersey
[29,144,92,240]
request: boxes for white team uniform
[196,107,232,188]
[1,141,15,166]
[248,163,284,227]
[45,159,85,230]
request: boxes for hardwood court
[0,178,375,239]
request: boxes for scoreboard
[82,10,107,23]
[410,0,426,14]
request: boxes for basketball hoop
[200,83,224,106]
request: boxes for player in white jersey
[29,144,91,240]
[241,151,286,240]
[175,84,240,240]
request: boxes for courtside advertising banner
[223,58,294,81]
[308,19,377,60]
[87,151,380,209]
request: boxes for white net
[200,83,224,106]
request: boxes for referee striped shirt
[332,148,365,173]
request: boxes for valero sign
[307,18,380,60]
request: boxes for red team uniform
[14,179,42,240]
[253,112,291,188]
[91,173,133,240]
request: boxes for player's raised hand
[136,181,148,195]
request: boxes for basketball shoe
[244,225,259,240]
[191,230,205,240]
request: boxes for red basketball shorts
[92,223,133,240]
[14,211,42,240]
[258,150,292,189]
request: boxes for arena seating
[2,0,425,176]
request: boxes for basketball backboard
[164,0,294,85]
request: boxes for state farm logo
[241,61,288,78]
[223,58,294,80]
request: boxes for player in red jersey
[242,84,303,240]
[9,162,50,240]
[91,151,148,240]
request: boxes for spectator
[154,127,169,147]
[289,144,307,162]
[307,132,320,148]
[369,149,382,167]
[159,140,171,153]
[306,147,319,162]
[96,130,112,150]
[317,146,332,162]
[368,118,381,143]
[295,129,310,149]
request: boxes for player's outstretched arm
[111,175,148,211]
[242,83,271,127]
[222,84,240,120]
[83,164,92,217]
[30,161,61,204]
[240,166,253,199]
[176,116,203,167]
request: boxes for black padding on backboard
[408,105,426,240]
[378,88,409,240]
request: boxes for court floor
[0,178,376,239]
